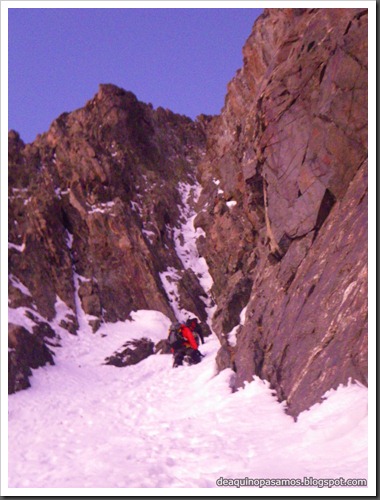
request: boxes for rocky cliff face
[195,7,368,416]
[9,8,368,418]
[8,85,211,392]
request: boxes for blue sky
[8,7,263,144]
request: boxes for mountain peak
[96,83,138,103]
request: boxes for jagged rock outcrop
[196,8,368,416]
[8,323,56,394]
[8,85,210,392]
[104,338,155,367]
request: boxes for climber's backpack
[168,322,186,350]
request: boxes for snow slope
[7,311,369,493]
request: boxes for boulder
[104,338,155,367]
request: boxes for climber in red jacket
[172,323,202,368]
[182,324,199,349]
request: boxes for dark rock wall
[8,323,56,394]
[9,85,208,324]
[196,8,368,416]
